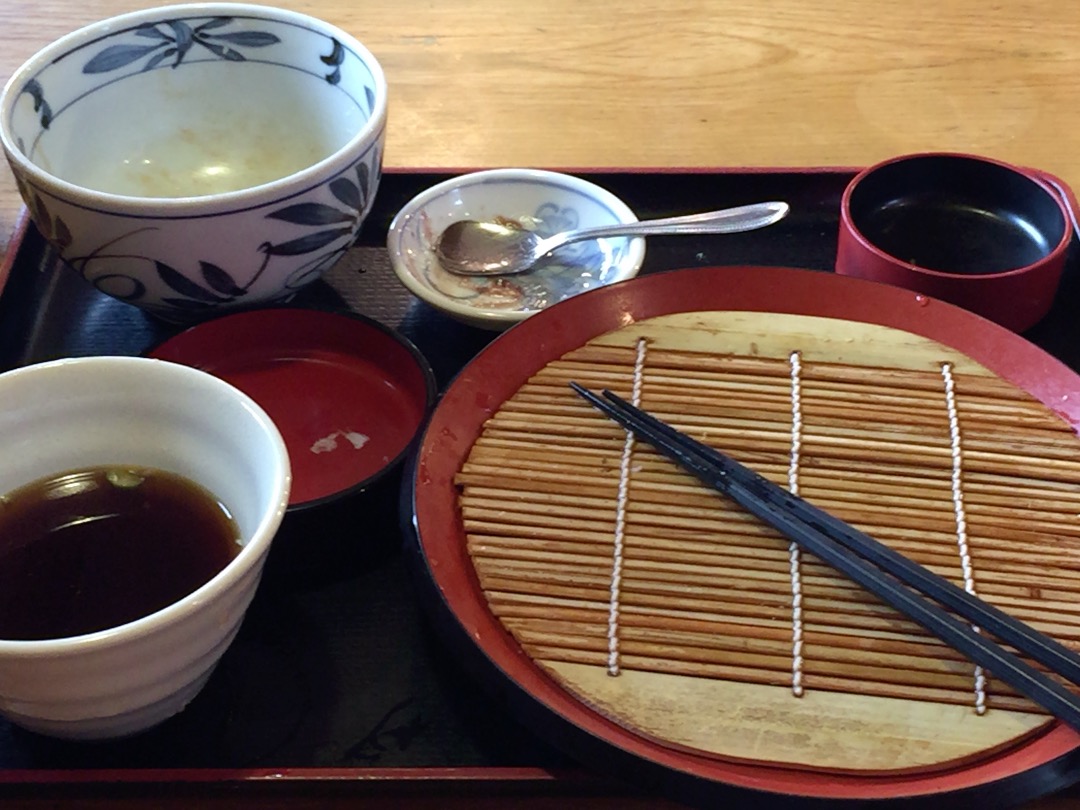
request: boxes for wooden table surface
[3,0,1080,260]
[2,1,1080,807]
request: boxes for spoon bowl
[435,201,790,276]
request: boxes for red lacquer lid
[151,308,436,508]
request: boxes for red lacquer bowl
[836,152,1074,333]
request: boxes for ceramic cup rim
[839,151,1074,280]
[0,355,291,656]
[0,2,388,214]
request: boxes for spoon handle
[540,201,790,252]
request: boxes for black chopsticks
[570,382,1080,732]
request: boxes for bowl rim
[386,168,647,325]
[0,2,388,213]
[0,355,291,655]
[839,151,1074,280]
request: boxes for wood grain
[2,0,1080,262]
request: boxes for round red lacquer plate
[151,308,436,508]
[409,265,1080,805]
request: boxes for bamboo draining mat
[456,311,1080,774]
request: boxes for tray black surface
[2,169,1078,807]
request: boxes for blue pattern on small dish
[387,169,646,330]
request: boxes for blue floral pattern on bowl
[83,18,284,74]
[19,149,379,316]
[1,6,387,319]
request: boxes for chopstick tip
[569,381,603,401]
[569,382,620,416]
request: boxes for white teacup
[0,356,290,739]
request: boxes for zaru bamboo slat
[536,649,1042,713]
[505,396,1062,441]
[507,384,1062,427]
[463,449,1080,501]
[459,475,1080,559]
[558,344,1037,400]
[525,376,1043,422]
[457,486,1080,543]
[473,413,1080,476]
[473,581,947,651]
[524,644,1038,713]
[457,311,1080,767]
[459,499,1080,564]
[529,360,1069,438]
[465,512,1080,610]
[469,554,1080,651]
[461,482,1080,539]
[459,464,1080,542]
[459,460,1080,508]
[510,379,1057,421]
[503,393,1068,436]
[484,598,1046,672]
[457,453,1080,522]
[470,516,1080,571]
[470,561,992,644]
[503,621,1020,693]
[481,588,1080,656]
[474,423,1080,480]
[462,526,1078,589]
[510,370,1058,418]
[560,344,1011,389]
[463,526,1080,592]
[508,626,985,690]
[467,541,1080,636]
[463,523,1080,597]
[465,418,1080,465]
[462,439,1080,505]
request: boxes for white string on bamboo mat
[787,351,806,697]
[941,361,987,715]
[607,337,648,676]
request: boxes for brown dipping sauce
[0,466,240,640]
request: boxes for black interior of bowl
[848,156,1067,274]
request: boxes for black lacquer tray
[1,169,1079,808]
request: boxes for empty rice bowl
[0,3,387,320]
[387,169,646,330]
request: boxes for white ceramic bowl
[0,3,386,320]
[387,169,646,330]
[0,356,290,740]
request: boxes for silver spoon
[434,200,790,276]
